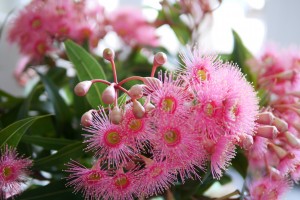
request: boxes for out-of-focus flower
[109,7,159,47]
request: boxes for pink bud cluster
[246,45,300,199]
[66,47,259,199]
[0,146,32,199]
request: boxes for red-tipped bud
[74,81,92,96]
[145,102,155,113]
[272,117,288,133]
[103,48,115,61]
[239,134,253,150]
[256,125,279,139]
[132,100,145,119]
[128,84,144,99]
[256,112,275,125]
[110,106,123,125]
[283,131,300,148]
[276,69,297,81]
[154,52,167,66]
[81,109,95,127]
[268,166,282,181]
[268,143,288,159]
[144,77,162,89]
[102,84,116,105]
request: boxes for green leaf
[231,30,257,87]
[21,135,75,150]
[34,141,85,170]
[14,180,82,200]
[17,84,44,119]
[37,71,71,124]
[0,115,52,148]
[231,148,248,178]
[0,89,22,109]
[64,39,107,108]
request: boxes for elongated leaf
[0,89,22,109]
[14,180,82,200]
[17,84,44,119]
[231,30,257,87]
[34,141,85,170]
[64,40,106,108]
[37,71,71,124]
[231,148,248,178]
[0,115,52,148]
[21,135,75,150]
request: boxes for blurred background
[1,0,300,198]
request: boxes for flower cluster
[246,45,300,199]
[0,146,32,199]
[8,0,106,60]
[66,47,259,199]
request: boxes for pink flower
[204,136,236,179]
[248,176,291,200]
[180,48,221,85]
[138,158,177,197]
[145,72,192,120]
[0,146,32,199]
[65,160,108,199]
[83,108,134,167]
[105,169,140,200]
[110,7,158,47]
[218,64,259,137]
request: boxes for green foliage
[65,39,107,108]
[0,115,52,148]
[13,180,82,200]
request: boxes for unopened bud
[102,84,116,105]
[110,107,123,125]
[81,109,95,127]
[144,77,162,89]
[268,143,288,159]
[283,131,300,148]
[128,84,144,99]
[276,70,296,81]
[145,102,155,113]
[239,134,253,150]
[256,112,275,125]
[154,52,167,66]
[132,100,145,119]
[256,125,279,139]
[272,117,288,133]
[103,48,115,61]
[74,81,92,96]
[268,166,282,181]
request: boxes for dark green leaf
[37,71,71,124]
[21,135,75,150]
[14,180,82,200]
[0,89,22,110]
[64,39,107,108]
[34,141,85,170]
[17,84,44,119]
[230,30,257,87]
[0,115,52,148]
[231,148,248,178]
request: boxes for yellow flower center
[163,129,180,146]
[197,69,207,81]
[87,171,102,183]
[114,174,129,189]
[128,118,142,132]
[161,97,176,113]
[31,19,42,29]
[36,42,46,54]
[150,166,162,178]
[105,131,121,147]
[2,166,13,180]
[205,103,215,117]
